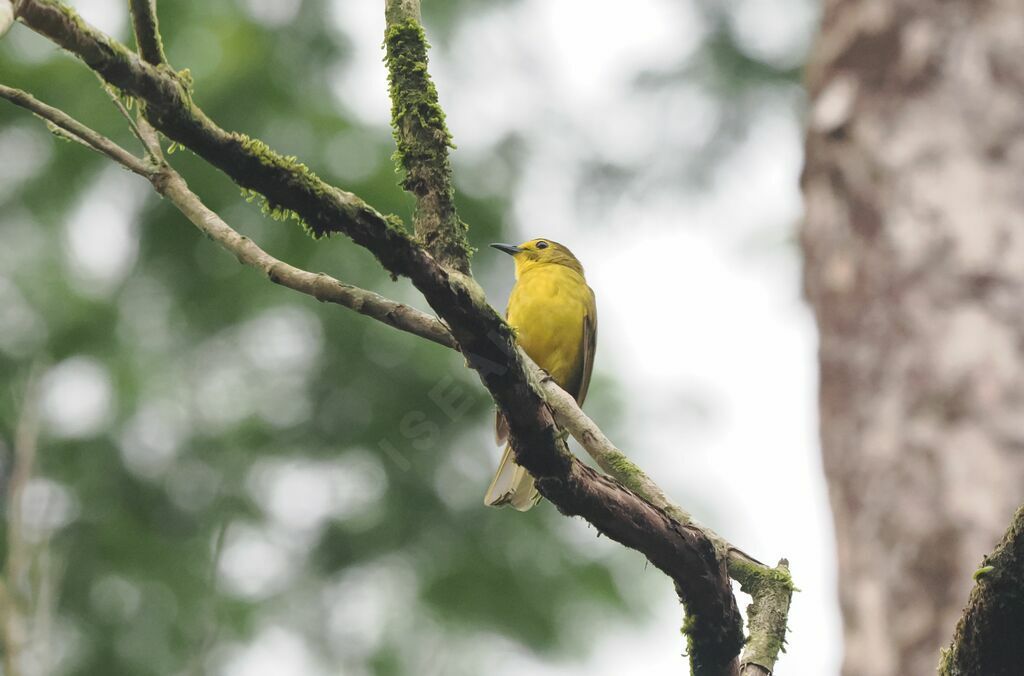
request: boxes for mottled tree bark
[801,2,1024,675]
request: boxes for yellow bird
[485,238,597,511]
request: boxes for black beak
[490,243,523,256]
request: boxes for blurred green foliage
[0,1,808,674]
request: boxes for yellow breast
[506,264,592,393]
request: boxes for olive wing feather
[563,285,597,405]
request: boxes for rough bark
[940,505,1024,676]
[801,2,1024,674]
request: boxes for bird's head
[490,238,585,278]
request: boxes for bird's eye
[535,241,549,249]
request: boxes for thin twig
[95,73,150,155]
[0,84,151,176]
[135,113,165,160]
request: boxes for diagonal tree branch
[6,3,799,671]
[0,85,150,173]
[384,0,470,274]
[128,0,166,65]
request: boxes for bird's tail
[484,444,540,511]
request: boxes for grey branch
[0,85,151,175]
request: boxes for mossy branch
[384,1,471,274]
[738,561,795,675]
[940,504,1024,676]
[128,0,166,65]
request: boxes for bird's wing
[495,411,509,445]
[574,290,598,406]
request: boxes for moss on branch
[601,449,650,495]
[384,14,471,273]
[734,559,794,674]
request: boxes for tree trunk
[800,2,1024,675]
